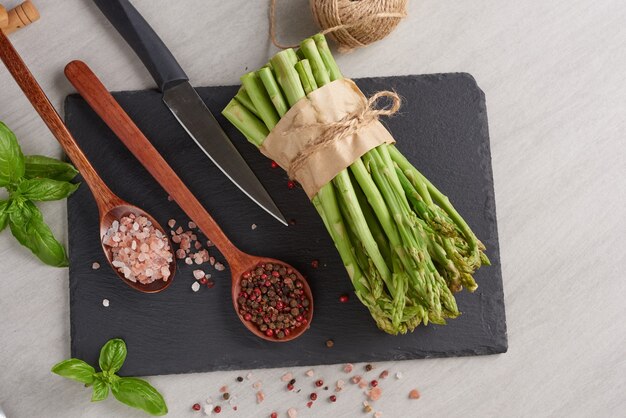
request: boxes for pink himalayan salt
[305,369,314,377]
[358,381,368,389]
[343,363,353,373]
[287,408,297,418]
[193,270,205,280]
[351,375,362,384]
[374,412,383,418]
[219,386,228,393]
[281,372,293,382]
[188,221,197,229]
[167,219,176,228]
[252,380,262,389]
[103,214,172,285]
[409,389,421,399]
[379,370,389,379]
[368,387,382,401]
[256,391,264,403]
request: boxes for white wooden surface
[0,1,624,417]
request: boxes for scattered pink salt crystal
[193,270,205,280]
[343,363,353,373]
[102,214,172,285]
[185,257,193,265]
[305,369,314,377]
[335,379,345,392]
[395,372,403,380]
[368,387,382,401]
[251,224,257,230]
[256,391,264,403]
[287,408,297,418]
[306,401,313,408]
[246,373,253,380]
[409,389,420,399]
[379,370,389,379]
[92,262,100,270]
[194,241,202,250]
[281,372,293,382]
[167,195,173,201]
[374,412,383,418]
[167,219,176,228]
[175,226,183,234]
[351,375,362,384]
[209,256,216,266]
[188,221,196,229]
[219,386,228,393]
[176,249,186,259]
[358,381,368,389]
[191,282,200,292]
[214,262,225,271]
[252,380,262,389]
[102,299,109,307]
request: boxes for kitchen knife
[91,0,287,226]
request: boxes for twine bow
[287,90,401,179]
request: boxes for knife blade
[91,0,287,226]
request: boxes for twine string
[270,0,407,50]
[287,90,401,179]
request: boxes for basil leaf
[99,338,127,373]
[8,199,69,267]
[0,200,9,232]
[51,358,95,385]
[0,121,25,188]
[91,376,109,402]
[112,377,168,416]
[17,178,79,201]
[24,155,78,181]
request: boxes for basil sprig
[0,121,79,266]
[52,338,168,416]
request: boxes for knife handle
[92,0,188,91]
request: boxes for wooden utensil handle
[0,1,40,34]
[0,31,121,212]
[64,60,242,263]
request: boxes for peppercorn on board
[65,73,507,377]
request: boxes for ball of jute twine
[270,0,408,52]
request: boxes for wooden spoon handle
[0,31,121,212]
[64,60,242,263]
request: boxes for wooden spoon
[64,60,314,342]
[0,31,175,293]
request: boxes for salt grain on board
[92,262,100,270]
[214,262,225,271]
[305,369,314,377]
[203,404,213,415]
[251,223,257,230]
[191,282,200,292]
[102,299,109,307]
[409,389,421,399]
[256,391,264,403]
[351,375,362,384]
[167,219,176,228]
[281,372,293,382]
[287,408,298,418]
[193,270,205,280]
[219,386,228,393]
[343,363,353,373]
[252,380,262,389]
[395,371,403,380]
[374,412,383,418]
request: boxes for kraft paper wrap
[259,79,396,199]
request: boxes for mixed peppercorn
[237,262,311,340]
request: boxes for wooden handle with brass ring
[0,1,40,34]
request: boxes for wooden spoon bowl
[230,256,314,342]
[65,60,314,342]
[100,203,176,293]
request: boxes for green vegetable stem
[0,121,79,267]
[221,34,489,335]
[52,338,168,416]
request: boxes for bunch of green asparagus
[222,34,489,335]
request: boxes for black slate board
[65,74,507,377]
